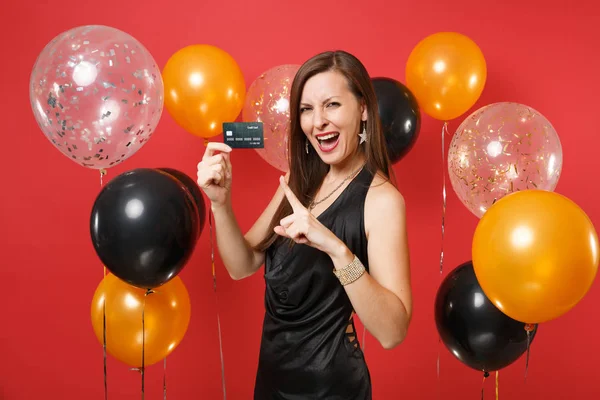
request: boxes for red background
[1,0,599,398]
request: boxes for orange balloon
[406,32,486,121]
[162,44,246,138]
[90,274,191,367]
[472,190,599,324]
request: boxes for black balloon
[157,167,206,238]
[372,77,421,164]
[90,168,199,289]
[435,261,537,373]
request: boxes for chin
[316,150,345,165]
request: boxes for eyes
[299,101,340,114]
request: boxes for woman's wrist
[210,199,232,214]
[328,241,354,270]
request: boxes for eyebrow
[300,96,340,107]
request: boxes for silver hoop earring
[305,139,309,154]
[358,122,368,144]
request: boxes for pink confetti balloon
[242,64,300,172]
[448,102,562,218]
[29,25,164,170]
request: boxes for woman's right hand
[196,143,232,208]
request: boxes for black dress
[254,167,374,399]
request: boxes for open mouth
[316,132,340,152]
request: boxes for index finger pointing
[203,142,232,160]
[279,176,304,211]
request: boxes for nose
[312,109,329,131]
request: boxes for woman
[197,50,412,399]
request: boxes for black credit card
[222,122,264,149]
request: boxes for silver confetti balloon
[29,25,164,169]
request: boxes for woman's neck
[325,151,366,183]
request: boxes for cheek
[336,115,359,138]
[329,109,358,131]
[300,115,312,136]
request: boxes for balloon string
[496,370,499,400]
[141,292,146,400]
[437,337,440,379]
[102,273,107,400]
[437,122,448,397]
[436,337,441,400]
[438,116,448,392]
[210,211,216,289]
[100,168,108,400]
[440,122,448,275]
[140,289,154,399]
[524,325,533,381]
[100,168,106,186]
[163,358,167,400]
[525,331,530,380]
[481,371,489,400]
[209,210,227,399]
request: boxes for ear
[360,100,368,122]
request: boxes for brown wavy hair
[254,50,394,252]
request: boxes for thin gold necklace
[308,164,365,210]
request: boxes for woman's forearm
[211,203,263,280]
[330,248,411,349]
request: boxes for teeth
[317,133,339,141]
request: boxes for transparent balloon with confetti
[242,64,300,172]
[29,25,164,170]
[448,102,563,218]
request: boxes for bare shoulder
[364,172,406,236]
[366,172,406,213]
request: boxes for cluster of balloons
[90,167,206,367]
[27,26,487,174]
[402,34,600,375]
[30,24,249,170]
[437,187,598,375]
[31,24,598,378]
[242,32,487,171]
[28,24,214,369]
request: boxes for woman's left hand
[275,176,344,257]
